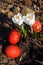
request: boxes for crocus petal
[23,16,26,21]
[12,13,24,26]
[12,18,16,23]
[24,13,35,26]
[17,13,22,16]
[18,19,24,25]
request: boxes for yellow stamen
[27,16,32,19]
[15,16,19,19]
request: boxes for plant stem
[20,23,27,38]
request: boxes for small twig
[34,60,43,65]
[13,2,24,8]
[30,38,43,48]
[24,42,30,50]
[2,0,24,8]
[34,10,40,13]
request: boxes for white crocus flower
[12,13,24,25]
[23,13,35,26]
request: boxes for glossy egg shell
[32,20,42,32]
[5,45,21,58]
[9,30,21,44]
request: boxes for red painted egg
[5,45,21,58]
[32,20,42,32]
[9,30,21,44]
